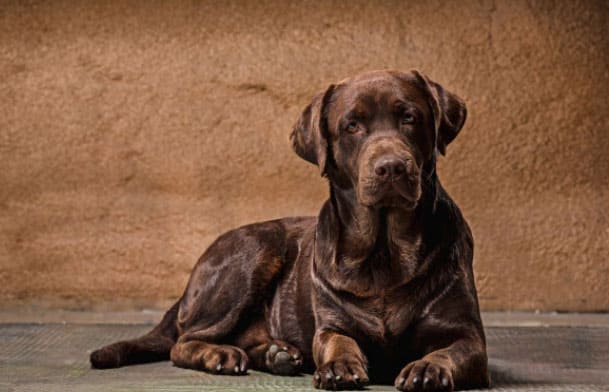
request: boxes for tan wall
[1,1,608,311]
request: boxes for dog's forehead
[332,72,427,115]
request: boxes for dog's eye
[401,113,415,125]
[345,121,359,133]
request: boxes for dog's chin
[358,183,420,210]
[377,196,418,210]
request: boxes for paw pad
[265,343,302,376]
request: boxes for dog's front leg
[394,280,490,392]
[312,329,369,390]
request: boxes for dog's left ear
[412,70,467,155]
[290,84,336,176]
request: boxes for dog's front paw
[395,360,453,391]
[313,356,368,390]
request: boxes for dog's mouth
[357,176,421,209]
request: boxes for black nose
[374,156,407,181]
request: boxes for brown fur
[90,70,490,391]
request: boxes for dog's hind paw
[265,341,303,376]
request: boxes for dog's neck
[314,162,440,296]
[314,160,439,293]
[330,184,426,265]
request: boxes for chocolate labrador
[90,70,490,391]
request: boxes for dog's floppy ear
[290,84,335,175]
[412,70,467,155]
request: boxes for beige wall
[1,1,608,311]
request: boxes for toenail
[269,344,278,354]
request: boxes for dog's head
[291,70,466,209]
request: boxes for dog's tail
[90,300,180,369]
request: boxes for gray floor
[1,314,608,392]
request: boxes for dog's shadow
[488,363,562,388]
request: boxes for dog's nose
[374,156,407,181]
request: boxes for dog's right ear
[290,85,335,176]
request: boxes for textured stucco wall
[1,0,608,311]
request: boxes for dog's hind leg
[169,221,302,374]
[168,307,254,375]
[170,305,304,377]
[90,300,180,369]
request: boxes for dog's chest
[352,290,416,344]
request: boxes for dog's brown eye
[401,113,415,125]
[345,121,359,133]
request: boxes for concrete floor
[1,311,608,392]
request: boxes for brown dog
[90,70,490,391]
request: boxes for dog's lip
[359,181,419,208]
[391,181,417,199]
